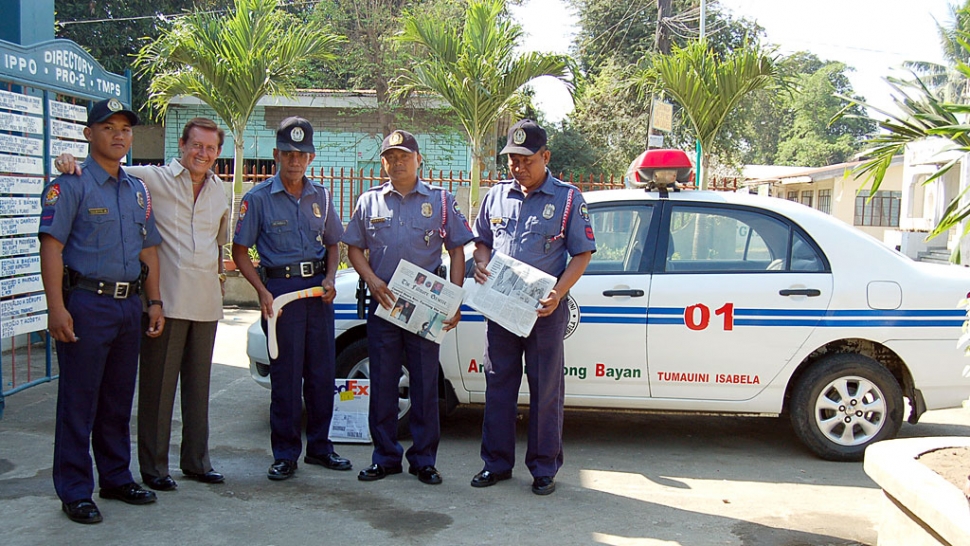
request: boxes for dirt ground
[917,446,970,497]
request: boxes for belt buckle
[113,282,130,299]
[299,261,314,277]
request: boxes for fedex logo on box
[334,379,369,396]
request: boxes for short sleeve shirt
[127,159,231,321]
[38,157,162,282]
[342,180,474,282]
[474,172,596,277]
[233,174,343,268]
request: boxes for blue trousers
[481,302,568,478]
[262,275,336,461]
[366,299,440,469]
[53,290,142,503]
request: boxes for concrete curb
[864,437,970,546]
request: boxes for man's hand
[47,306,77,343]
[54,153,82,176]
[258,287,276,320]
[145,305,165,337]
[321,277,336,304]
[442,308,461,331]
[366,276,395,310]
[537,289,562,317]
[473,261,490,285]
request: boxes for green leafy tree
[904,0,970,103]
[774,62,875,166]
[54,1,231,115]
[132,0,346,196]
[395,0,572,206]
[637,40,784,188]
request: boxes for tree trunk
[230,132,246,240]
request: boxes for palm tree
[133,0,345,196]
[636,40,784,189]
[904,1,970,104]
[395,0,572,207]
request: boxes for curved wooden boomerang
[267,286,325,359]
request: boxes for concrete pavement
[3,306,970,545]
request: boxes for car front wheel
[335,337,412,437]
[790,354,903,461]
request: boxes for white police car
[247,188,970,461]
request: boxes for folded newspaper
[374,260,464,344]
[463,251,556,337]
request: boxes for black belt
[263,260,325,279]
[72,276,141,298]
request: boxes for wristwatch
[147,300,163,308]
[218,273,227,282]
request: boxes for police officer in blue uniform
[39,98,165,523]
[470,119,595,495]
[232,117,351,481]
[343,130,473,485]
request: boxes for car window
[789,231,825,272]
[665,206,791,273]
[587,205,654,273]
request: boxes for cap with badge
[276,117,315,153]
[500,119,546,156]
[86,98,139,127]
[381,130,420,155]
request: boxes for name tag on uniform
[88,207,109,215]
[370,217,388,224]
[271,220,288,227]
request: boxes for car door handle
[779,288,821,297]
[603,289,645,297]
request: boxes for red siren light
[625,149,694,190]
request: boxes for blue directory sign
[0,38,130,103]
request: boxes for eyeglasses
[187,142,219,155]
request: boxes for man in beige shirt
[55,117,232,491]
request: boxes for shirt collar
[380,178,429,197]
[511,170,554,196]
[270,174,316,198]
[81,157,128,186]
[171,157,218,184]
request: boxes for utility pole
[656,0,671,55]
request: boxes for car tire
[335,337,412,438]
[790,354,903,461]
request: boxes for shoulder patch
[239,200,249,220]
[44,184,61,206]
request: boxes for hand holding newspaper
[373,260,464,344]
[463,251,556,337]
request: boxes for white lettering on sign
[51,139,89,158]
[1,313,47,338]
[0,133,43,156]
[0,237,39,258]
[44,49,95,75]
[0,154,43,176]
[1,293,47,319]
[0,217,39,236]
[0,255,40,277]
[3,52,38,75]
[0,111,43,134]
[50,118,86,141]
[0,273,43,298]
[49,99,88,122]
[0,176,44,195]
[0,89,43,114]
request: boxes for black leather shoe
[62,499,102,524]
[532,476,556,495]
[304,452,352,471]
[99,482,157,505]
[357,463,403,481]
[470,469,512,488]
[142,474,178,491]
[182,469,225,484]
[267,459,297,481]
[409,465,443,485]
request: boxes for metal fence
[211,163,741,220]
